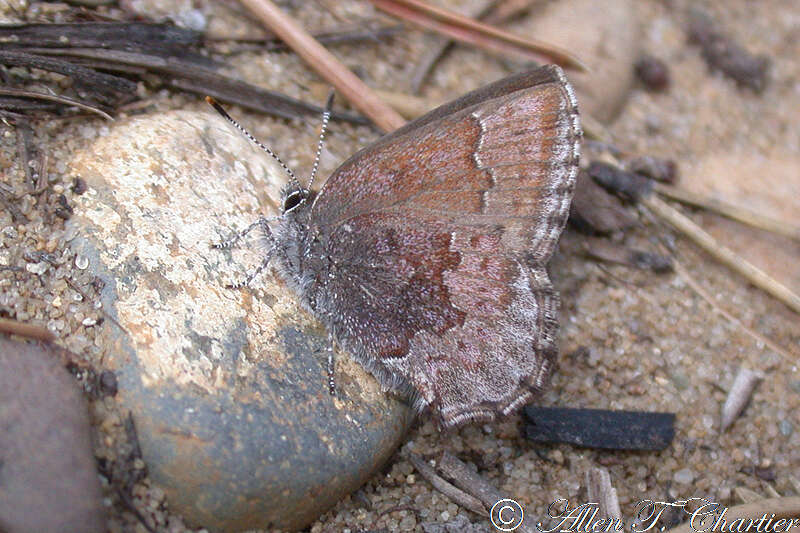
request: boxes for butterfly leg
[212,216,274,250]
[215,217,276,288]
[326,333,337,396]
[226,245,275,289]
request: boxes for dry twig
[0,50,137,99]
[653,182,800,242]
[585,467,621,520]
[642,194,800,314]
[410,0,562,93]
[2,23,368,123]
[436,452,537,533]
[409,0,495,93]
[0,317,55,342]
[238,0,406,132]
[14,120,35,187]
[368,0,585,71]
[207,24,403,51]
[436,452,504,510]
[407,453,486,516]
[0,88,113,120]
[589,161,800,315]
[372,88,441,119]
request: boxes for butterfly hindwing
[301,65,580,427]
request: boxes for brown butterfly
[210,65,581,429]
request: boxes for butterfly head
[280,181,316,215]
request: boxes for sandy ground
[0,0,798,532]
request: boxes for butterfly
[209,64,580,429]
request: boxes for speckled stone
[0,339,106,533]
[64,111,413,531]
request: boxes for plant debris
[687,9,770,92]
[524,406,676,450]
[0,21,368,123]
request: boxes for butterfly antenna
[307,90,335,191]
[205,96,301,188]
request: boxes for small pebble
[72,177,87,195]
[551,449,565,465]
[721,367,763,432]
[177,8,207,31]
[626,155,678,183]
[98,370,119,397]
[673,468,695,484]
[26,262,49,275]
[635,55,671,91]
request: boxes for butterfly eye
[283,190,307,212]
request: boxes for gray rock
[0,339,106,533]
[65,111,413,531]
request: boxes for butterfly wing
[308,66,580,428]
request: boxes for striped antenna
[307,90,335,191]
[205,96,300,187]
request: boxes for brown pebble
[55,194,74,220]
[626,155,678,183]
[72,177,87,195]
[569,170,637,234]
[0,339,106,533]
[754,466,776,481]
[597,455,622,467]
[635,55,671,91]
